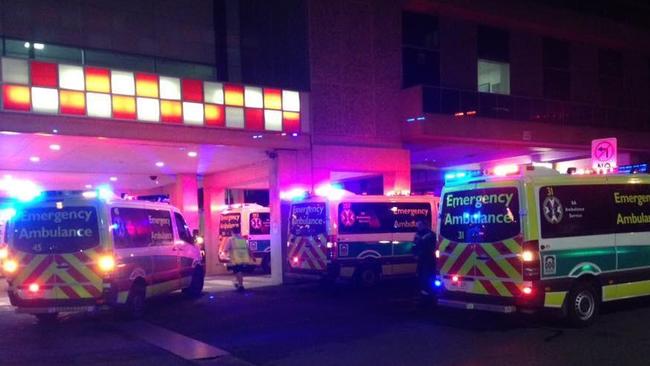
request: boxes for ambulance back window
[249,212,270,235]
[219,213,241,237]
[338,202,432,234]
[440,186,520,242]
[290,202,326,236]
[12,206,100,253]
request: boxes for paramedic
[413,220,437,295]
[223,226,254,291]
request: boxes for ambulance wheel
[125,282,147,319]
[566,281,599,327]
[261,255,271,274]
[35,313,58,324]
[355,265,380,288]
[183,266,205,298]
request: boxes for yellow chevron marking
[57,271,92,298]
[14,255,47,284]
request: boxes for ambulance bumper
[437,299,517,313]
[7,287,116,313]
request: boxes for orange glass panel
[160,100,183,123]
[2,85,31,111]
[263,88,282,110]
[135,73,159,98]
[111,95,136,119]
[283,112,300,133]
[224,84,244,106]
[204,104,224,126]
[85,67,111,93]
[59,90,86,115]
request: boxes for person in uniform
[223,226,254,291]
[413,220,437,295]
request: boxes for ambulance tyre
[125,281,147,319]
[35,313,58,324]
[354,265,380,288]
[566,280,599,328]
[183,266,205,298]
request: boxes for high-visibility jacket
[229,236,252,265]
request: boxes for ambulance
[287,190,437,286]
[217,204,271,272]
[434,165,650,326]
[2,190,204,322]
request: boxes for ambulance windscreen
[290,202,326,236]
[11,206,100,254]
[440,187,520,243]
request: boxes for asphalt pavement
[3,276,650,366]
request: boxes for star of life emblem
[543,196,563,224]
[340,203,356,227]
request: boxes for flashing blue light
[0,207,16,221]
[444,173,456,180]
[434,280,442,287]
[619,163,648,174]
[97,185,114,201]
[443,170,483,183]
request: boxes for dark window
[543,38,571,100]
[156,59,216,80]
[598,49,623,78]
[543,69,571,100]
[219,213,241,237]
[4,39,29,58]
[34,43,82,64]
[402,12,439,49]
[174,212,194,244]
[540,184,650,238]
[477,26,509,62]
[85,50,155,73]
[543,38,570,69]
[249,212,271,235]
[338,202,432,234]
[12,206,99,254]
[111,207,173,248]
[440,187,520,242]
[290,202,327,236]
[402,48,440,87]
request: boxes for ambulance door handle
[476,256,490,261]
[57,263,70,269]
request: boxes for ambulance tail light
[326,235,338,260]
[3,258,18,273]
[522,240,540,281]
[98,255,116,273]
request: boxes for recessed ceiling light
[29,156,40,163]
[187,151,197,158]
[49,144,61,151]
[85,184,92,189]
[109,176,118,182]
[0,131,20,135]
[156,161,164,167]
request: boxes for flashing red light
[454,112,464,117]
[28,283,40,293]
[522,286,533,295]
[292,256,299,264]
[452,275,459,282]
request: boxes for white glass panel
[31,87,59,113]
[111,70,135,95]
[478,60,510,95]
[282,90,300,112]
[137,97,160,122]
[58,64,84,91]
[244,86,263,108]
[159,76,181,100]
[183,102,204,125]
[86,92,112,118]
[2,58,29,84]
[264,110,282,131]
[225,107,244,128]
[204,81,223,104]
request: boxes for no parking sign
[591,137,617,172]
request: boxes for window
[111,207,173,248]
[174,212,194,244]
[34,43,82,64]
[477,26,509,62]
[543,38,571,100]
[402,12,439,49]
[219,213,241,237]
[402,12,440,88]
[338,202,432,234]
[598,49,624,107]
[249,212,270,235]
[290,202,326,236]
[4,39,29,58]
[478,60,510,94]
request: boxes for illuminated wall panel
[224,85,244,106]
[263,88,282,110]
[160,100,182,123]
[225,107,244,128]
[244,87,263,108]
[204,82,223,104]
[137,97,160,122]
[182,79,203,102]
[31,87,59,113]
[264,110,282,131]
[111,71,135,96]
[58,64,85,91]
[283,112,301,133]
[112,95,136,119]
[2,58,29,85]
[135,73,159,98]
[59,90,86,115]
[183,102,204,125]
[282,90,300,112]
[3,85,31,111]
[85,67,111,93]
[31,61,58,87]
[160,77,181,100]
[86,92,111,118]
[245,108,264,130]
[204,104,225,126]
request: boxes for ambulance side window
[174,212,194,244]
[111,208,174,248]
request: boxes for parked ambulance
[434,165,650,326]
[287,192,437,286]
[217,204,271,272]
[2,190,204,322]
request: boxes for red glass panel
[182,79,203,102]
[245,108,264,130]
[31,61,58,87]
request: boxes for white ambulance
[217,204,271,272]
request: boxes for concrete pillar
[169,174,199,231]
[268,154,283,285]
[203,185,227,275]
